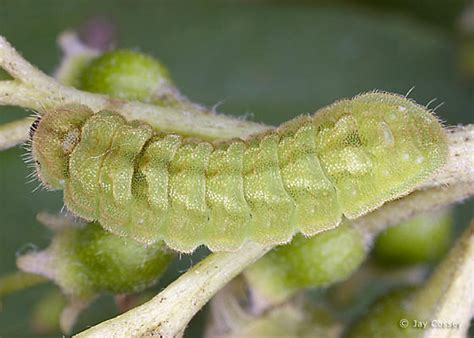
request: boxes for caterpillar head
[30,105,93,190]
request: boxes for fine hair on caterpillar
[29,116,42,141]
[30,92,448,252]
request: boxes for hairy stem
[0,116,33,150]
[419,125,474,189]
[75,243,270,338]
[0,35,268,144]
[353,182,474,244]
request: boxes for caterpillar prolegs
[30,92,448,252]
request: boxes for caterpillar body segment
[30,92,448,252]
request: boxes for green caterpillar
[30,92,447,252]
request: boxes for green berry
[373,208,453,267]
[346,288,420,338]
[78,49,172,102]
[244,223,366,302]
[71,222,173,294]
[17,216,174,333]
[17,221,173,297]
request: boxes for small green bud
[373,208,453,267]
[346,288,419,338]
[17,214,174,333]
[78,49,172,102]
[31,290,66,334]
[244,223,366,303]
[18,221,173,297]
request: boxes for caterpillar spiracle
[30,92,448,252]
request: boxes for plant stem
[0,117,33,150]
[75,243,270,338]
[419,125,474,189]
[353,182,474,243]
[0,36,268,144]
[0,271,47,297]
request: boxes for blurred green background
[0,1,473,337]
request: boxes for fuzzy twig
[0,117,33,151]
[419,125,474,189]
[75,243,270,338]
[353,182,474,244]
[0,35,268,145]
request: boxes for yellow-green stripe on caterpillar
[30,92,448,252]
